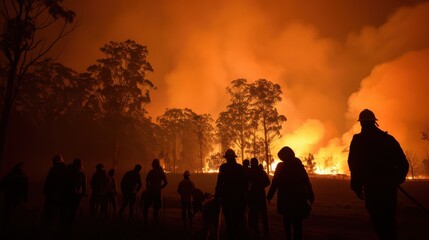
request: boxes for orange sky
[53,0,429,173]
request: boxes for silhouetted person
[89,163,108,217]
[119,164,142,218]
[201,194,221,240]
[43,154,68,224]
[243,159,250,171]
[106,168,117,217]
[177,170,195,230]
[248,158,270,238]
[0,162,28,225]
[267,147,314,240]
[192,187,205,216]
[64,158,87,228]
[143,159,167,226]
[214,149,248,240]
[348,109,409,240]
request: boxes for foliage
[157,108,215,173]
[85,40,154,125]
[216,79,253,160]
[0,0,76,164]
[249,79,287,174]
[14,61,79,125]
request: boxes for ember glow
[56,0,429,175]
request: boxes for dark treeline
[1,39,287,175]
[0,1,287,175]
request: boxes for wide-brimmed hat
[223,149,237,159]
[358,109,378,122]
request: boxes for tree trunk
[0,66,19,165]
[263,118,270,175]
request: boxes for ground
[0,173,428,239]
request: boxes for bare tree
[405,150,419,179]
[0,0,75,164]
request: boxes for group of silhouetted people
[43,156,86,231]
[0,109,411,240]
[214,147,314,240]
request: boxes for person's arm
[262,170,270,188]
[392,138,409,184]
[348,136,365,200]
[136,175,142,192]
[24,176,29,202]
[145,172,150,189]
[305,172,314,204]
[214,166,223,202]
[81,173,87,196]
[177,181,182,195]
[267,164,281,203]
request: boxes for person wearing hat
[348,109,409,240]
[267,147,314,240]
[214,149,248,239]
[177,170,195,230]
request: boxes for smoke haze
[54,0,429,173]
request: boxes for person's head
[73,158,83,170]
[223,149,237,162]
[96,163,104,171]
[250,158,259,168]
[243,159,250,168]
[277,147,295,161]
[13,162,24,172]
[358,109,378,128]
[108,168,115,176]
[52,154,64,165]
[183,170,191,179]
[134,164,142,172]
[152,159,160,169]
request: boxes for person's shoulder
[219,163,228,169]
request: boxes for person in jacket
[43,154,68,224]
[89,163,109,217]
[214,149,248,240]
[119,164,142,218]
[348,109,409,240]
[177,170,195,230]
[0,162,28,225]
[248,157,271,238]
[143,159,167,226]
[106,168,117,217]
[267,147,314,240]
[64,158,87,227]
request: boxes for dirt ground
[1,173,428,239]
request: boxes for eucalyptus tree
[250,79,286,174]
[84,40,154,166]
[193,113,215,172]
[14,61,78,126]
[217,79,252,162]
[0,0,76,164]
[157,108,192,172]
